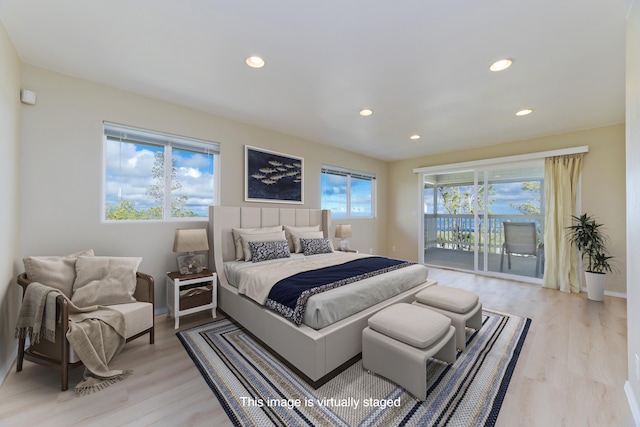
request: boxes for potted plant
[566,213,614,301]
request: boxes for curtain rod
[413,145,589,174]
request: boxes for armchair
[16,272,155,391]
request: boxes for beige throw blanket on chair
[15,281,59,344]
[15,282,132,395]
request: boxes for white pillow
[292,231,325,253]
[283,225,320,252]
[239,231,287,261]
[232,226,283,260]
[71,256,142,307]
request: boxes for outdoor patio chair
[500,222,543,277]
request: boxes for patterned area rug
[177,309,530,427]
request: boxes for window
[103,122,219,221]
[321,165,375,218]
[420,164,545,278]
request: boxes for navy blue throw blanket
[264,256,414,325]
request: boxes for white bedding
[224,252,429,329]
[234,252,371,303]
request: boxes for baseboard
[580,286,627,299]
[0,349,17,388]
[605,290,627,299]
[625,381,640,426]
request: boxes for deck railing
[424,214,544,254]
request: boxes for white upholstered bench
[362,302,456,401]
[412,286,482,351]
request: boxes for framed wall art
[244,146,304,204]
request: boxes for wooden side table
[166,269,217,329]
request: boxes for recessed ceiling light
[246,56,265,68]
[489,59,513,72]
[409,134,421,140]
[359,108,373,116]
[516,109,533,116]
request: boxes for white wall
[626,0,640,420]
[18,65,389,313]
[0,20,22,384]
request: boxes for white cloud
[179,167,202,179]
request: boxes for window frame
[415,146,588,283]
[320,165,376,219]
[101,122,220,222]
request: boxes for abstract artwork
[245,146,303,203]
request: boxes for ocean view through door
[421,161,544,280]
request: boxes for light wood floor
[0,268,633,427]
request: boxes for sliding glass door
[421,160,544,280]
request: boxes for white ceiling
[0,0,629,161]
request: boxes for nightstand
[166,269,217,329]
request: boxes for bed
[209,206,436,386]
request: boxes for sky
[105,140,215,218]
[424,181,542,216]
[321,173,373,218]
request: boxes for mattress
[224,252,429,329]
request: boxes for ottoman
[362,303,456,401]
[412,286,482,351]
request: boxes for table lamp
[173,228,209,275]
[335,224,352,250]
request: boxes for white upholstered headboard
[208,206,331,286]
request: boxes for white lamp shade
[173,228,209,253]
[335,224,353,239]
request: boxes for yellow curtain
[542,154,584,292]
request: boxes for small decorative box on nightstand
[166,269,217,329]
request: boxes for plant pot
[584,271,606,301]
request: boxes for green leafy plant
[566,213,614,274]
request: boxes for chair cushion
[71,256,142,307]
[415,286,479,314]
[31,301,153,363]
[23,249,94,298]
[368,303,451,349]
[107,301,153,339]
